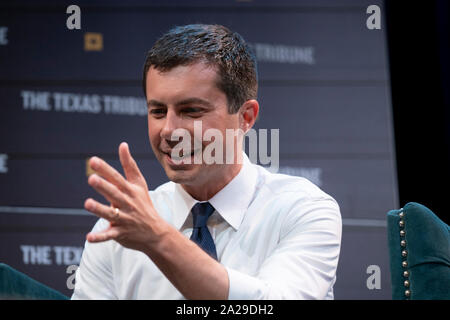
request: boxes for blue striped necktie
[190,202,218,260]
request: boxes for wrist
[142,217,177,257]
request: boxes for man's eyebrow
[175,98,214,108]
[147,99,166,108]
[147,98,214,109]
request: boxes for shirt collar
[171,152,258,231]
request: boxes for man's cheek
[149,138,160,157]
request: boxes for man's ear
[239,100,259,134]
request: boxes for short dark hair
[142,24,258,114]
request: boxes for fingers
[119,142,147,188]
[87,228,120,243]
[89,156,130,194]
[88,174,129,209]
[84,199,121,242]
[84,198,123,222]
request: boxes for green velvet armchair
[387,202,450,300]
[0,263,68,300]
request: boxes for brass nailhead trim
[399,209,411,299]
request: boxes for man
[72,24,342,300]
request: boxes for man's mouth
[162,148,200,164]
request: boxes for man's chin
[163,165,196,184]
[159,154,205,184]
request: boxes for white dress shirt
[72,153,342,300]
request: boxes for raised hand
[84,142,168,252]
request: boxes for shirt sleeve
[71,218,117,300]
[226,196,342,300]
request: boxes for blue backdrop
[0,0,397,299]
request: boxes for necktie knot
[191,202,215,228]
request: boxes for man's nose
[160,109,180,142]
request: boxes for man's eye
[183,107,202,113]
[149,108,166,115]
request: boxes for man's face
[145,62,242,187]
